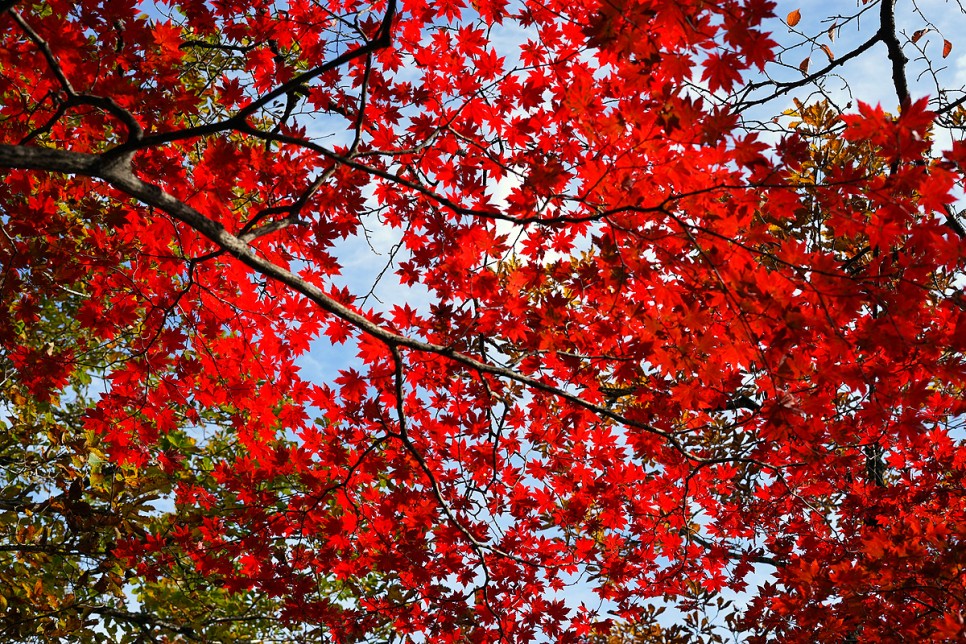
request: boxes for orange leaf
[787,9,801,27]
[944,39,953,58]
[827,24,836,42]
[798,57,810,73]
[912,29,928,44]
[820,44,834,61]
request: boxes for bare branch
[879,0,910,106]
[736,34,881,113]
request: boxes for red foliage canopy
[2,0,966,641]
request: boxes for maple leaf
[152,21,184,63]
[702,52,744,93]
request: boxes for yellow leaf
[787,9,801,27]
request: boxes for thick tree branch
[0,144,696,458]
[879,0,910,106]
[945,205,966,239]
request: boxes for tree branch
[735,33,881,113]
[390,347,530,566]
[10,10,142,141]
[85,606,201,642]
[0,144,692,459]
[120,0,396,151]
[879,0,910,106]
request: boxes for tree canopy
[2,0,966,641]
